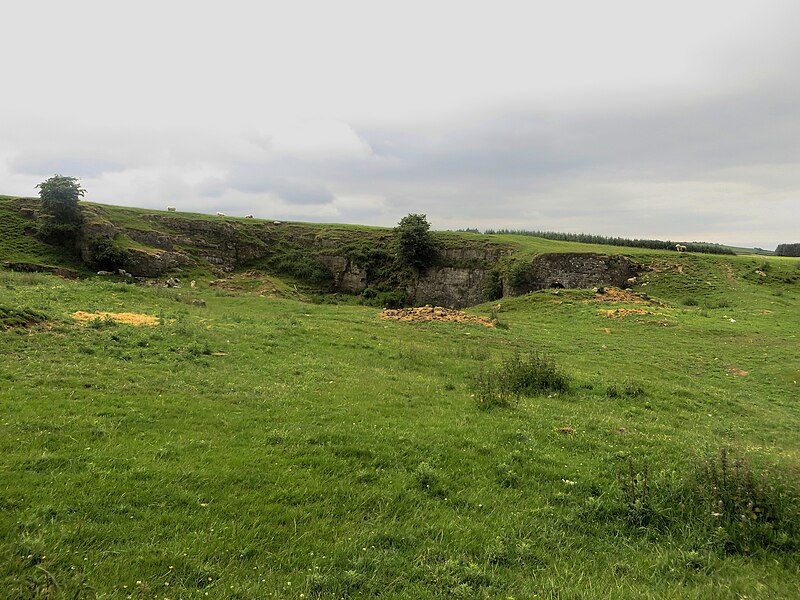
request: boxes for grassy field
[1,235,799,598]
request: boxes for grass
[1,203,799,597]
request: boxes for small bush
[89,237,128,271]
[682,297,699,307]
[474,350,568,409]
[482,269,503,301]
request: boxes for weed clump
[687,448,800,554]
[606,379,645,399]
[474,350,568,409]
[613,449,800,554]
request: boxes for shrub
[89,237,128,271]
[682,297,699,307]
[394,213,438,270]
[482,269,503,300]
[272,253,332,286]
[474,350,568,409]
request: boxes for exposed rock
[413,267,487,308]
[318,255,368,292]
[124,229,175,250]
[124,248,192,278]
[505,253,638,296]
[3,261,80,279]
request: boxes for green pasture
[1,240,799,598]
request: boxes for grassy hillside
[1,243,799,597]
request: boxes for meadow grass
[1,249,799,598]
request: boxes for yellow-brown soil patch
[71,311,160,326]
[727,367,749,377]
[599,308,673,319]
[380,305,495,327]
[587,288,651,304]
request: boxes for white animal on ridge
[216,212,225,217]
[245,214,254,218]
[167,206,176,212]
[675,244,687,253]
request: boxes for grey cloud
[215,164,335,206]
[10,155,126,178]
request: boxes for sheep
[216,212,225,217]
[190,280,196,288]
[167,206,176,212]
[244,214,254,219]
[675,244,687,253]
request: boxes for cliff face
[504,253,638,297]
[71,205,639,308]
[414,267,488,308]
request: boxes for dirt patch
[727,367,749,377]
[209,279,244,292]
[588,288,650,304]
[724,263,735,282]
[71,311,160,326]
[586,287,668,307]
[380,305,495,327]
[599,308,673,319]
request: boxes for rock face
[67,204,639,307]
[505,253,638,296]
[318,256,368,292]
[413,267,487,308]
[124,248,193,278]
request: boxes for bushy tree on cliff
[394,213,437,270]
[37,174,85,223]
[36,174,85,246]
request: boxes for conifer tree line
[480,229,735,255]
[774,243,800,257]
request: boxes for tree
[36,174,85,224]
[394,213,437,270]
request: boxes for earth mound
[380,305,495,327]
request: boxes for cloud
[2,1,799,248]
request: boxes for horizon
[3,1,799,250]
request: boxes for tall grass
[474,350,568,409]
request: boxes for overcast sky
[2,1,798,248]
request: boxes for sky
[2,0,798,249]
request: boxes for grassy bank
[1,247,799,597]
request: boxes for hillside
[7,196,796,310]
[1,197,800,597]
